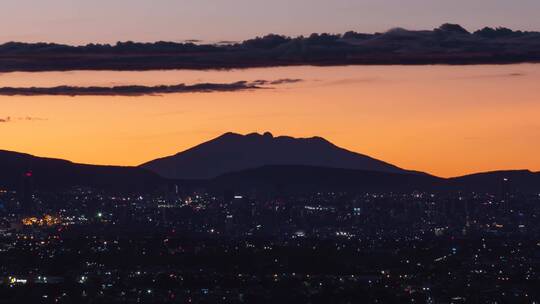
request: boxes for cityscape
[1,135,540,303]
[2,1,540,303]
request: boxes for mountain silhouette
[1,147,539,194]
[206,165,540,194]
[140,132,415,179]
[0,150,162,191]
[447,170,540,193]
[208,165,441,193]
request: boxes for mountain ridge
[1,148,539,193]
[140,132,414,179]
[208,165,540,194]
[0,149,162,191]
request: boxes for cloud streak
[0,79,302,97]
[0,116,46,123]
[254,79,303,85]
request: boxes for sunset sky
[1,65,540,177]
[1,0,540,44]
[1,1,540,178]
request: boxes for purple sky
[2,0,540,44]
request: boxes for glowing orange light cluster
[21,214,61,227]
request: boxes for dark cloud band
[1,24,539,72]
[0,79,302,97]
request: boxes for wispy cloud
[0,79,303,97]
[450,72,526,80]
[253,79,303,85]
[0,116,47,123]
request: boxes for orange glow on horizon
[1,65,539,178]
